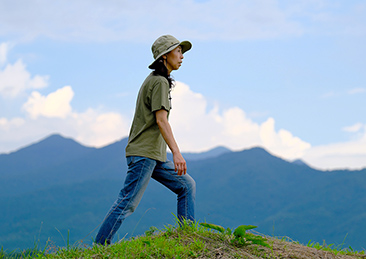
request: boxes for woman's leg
[152,160,196,222]
[95,156,156,245]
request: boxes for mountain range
[0,134,365,251]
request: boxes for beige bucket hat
[148,35,192,69]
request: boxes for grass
[1,220,366,258]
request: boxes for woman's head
[150,35,192,88]
[149,35,191,70]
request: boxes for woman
[95,35,196,245]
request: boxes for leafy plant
[200,223,226,234]
[232,225,270,248]
[200,222,270,248]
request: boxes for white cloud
[0,117,25,130]
[170,81,311,160]
[0,59,49,98]
[0,47,130,152]
[259,118,311,159]
[0,85,130,153]
[1,1,363,43]
[170,82,366,169]
[23,86,74,119]
[1,80,365,170]
[0,0,314,42]
[1,81,312,161]
[342,122,363,133]
[70,108,130,148]
[348,88,366,95]
[303,129,366,170]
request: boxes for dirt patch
[267,236,365,259]
[189,231,366,259]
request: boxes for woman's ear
[162,54,167,60]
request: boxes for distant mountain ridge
[0,134,96,175]
[1,134,365,251]
[168,146,232,161]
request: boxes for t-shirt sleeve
[151,78,171,112]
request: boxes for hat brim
[148,40,192,69]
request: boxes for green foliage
[232,225,270,248]
[306,237,366,256]
[2,219,365,258]
[233,225,257,238]
[0,247,46,259]
[200,222,270,248]
[200,223,226,233]
[0,233,50,259]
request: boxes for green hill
[1,221,365,259]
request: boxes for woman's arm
[155,109,187,175]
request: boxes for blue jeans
[95,156,196,245]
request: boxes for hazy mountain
[291,159,310,167]
[0,135,365,251]
[167,146,232,161]
[0,134,127,197]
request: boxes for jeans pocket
[127,156,145,167]
[127,156,134,167]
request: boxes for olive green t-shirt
[125,72,171,162]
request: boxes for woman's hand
[173,151,187,175]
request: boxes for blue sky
[0,0,365,170]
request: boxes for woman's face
[165,46,184,74]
